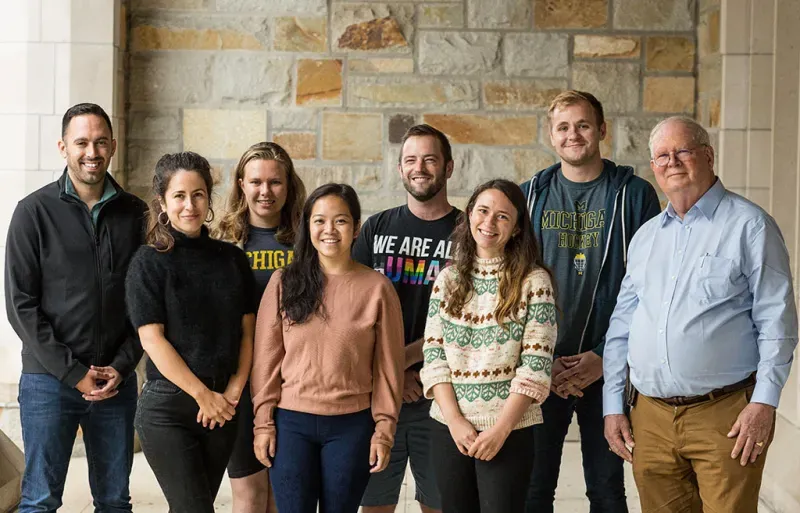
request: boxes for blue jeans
[269,408,374,513]
[526,379,627,513]
[18,372,137,513]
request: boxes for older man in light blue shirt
[603,116,797,513]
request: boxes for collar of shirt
[66,173,117,208]
[662,178,725,226]
[66,174,117,228]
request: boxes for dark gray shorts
[360,399,441,509]
[227,385,265,479]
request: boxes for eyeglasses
[651,145,706,167]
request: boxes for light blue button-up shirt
[603,179,798,416]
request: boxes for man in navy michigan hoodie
[520,91,661,513]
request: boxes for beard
[402,174,446,202]
[70,163,107,186]
[561,154,594,167]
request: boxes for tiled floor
[56,423,771,512]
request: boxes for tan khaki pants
[629,386,773,513]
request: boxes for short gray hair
[648,116,711,157]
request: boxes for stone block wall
[126,0,697,211]
[697,0,720,143]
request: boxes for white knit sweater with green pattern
[420,257,557,431]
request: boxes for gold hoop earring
[158,211,169,226]
[206,207,215,223]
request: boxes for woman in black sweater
[126,152,256,513]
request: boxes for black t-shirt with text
[244,226,293,309]
[352,205,460,370]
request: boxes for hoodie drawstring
[621,183,628,269]
[526,175,538,217]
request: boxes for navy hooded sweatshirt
[520,159,661,358]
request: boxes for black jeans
[526,379,627,513]
[431,420,535,513]
[134,378,238,513]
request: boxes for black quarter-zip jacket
[5,170,148,387]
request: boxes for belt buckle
[673,396,689,406]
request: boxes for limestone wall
[696,0,720,145]
[125,0,697,212]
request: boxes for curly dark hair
[145,151,214,253]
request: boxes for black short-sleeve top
[125,227,256,381]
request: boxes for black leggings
[430,420,535,513]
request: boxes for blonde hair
[547,90,605,128]
[215,142,306,245]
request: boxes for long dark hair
[280,183,362,324]
[446,179,555,326]
[145,151,214,253]
[215,142,306,245]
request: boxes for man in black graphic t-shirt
[355,125,459,513]
[355,213,457,363]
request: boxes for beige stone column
[0,0,123,449]
[710,1,800,510]
[760,1,800,511]
[712,0,800,510]
[717,0,775,209]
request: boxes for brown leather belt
[654,373,756,407]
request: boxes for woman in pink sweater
[251,183,405,513]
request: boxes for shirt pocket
[689,255,742,302]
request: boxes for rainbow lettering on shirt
[371,235,454,286]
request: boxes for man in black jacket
[5,103,147,513]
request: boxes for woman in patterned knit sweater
[421,179,557,513]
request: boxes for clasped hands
[194,382,240,430]
[447,415,510,462]
[75,365,122,402]
[550,351,603,399]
